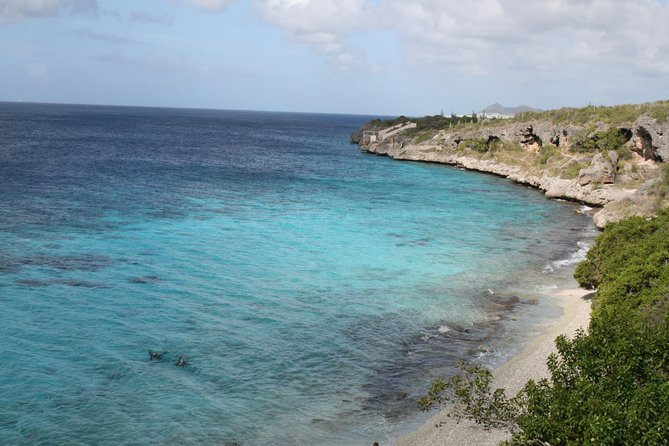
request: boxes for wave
[544,240,591,273]
[577,205,593,214]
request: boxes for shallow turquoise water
[0,103,592,444]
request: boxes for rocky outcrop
[578,152,617,186]
[360,114,669,162]
[520,125,542,151]
[434,121,569,151]
[350,121,382,144]
[367,143,635,208]
[631,115,669,161]
[355,111,669,228]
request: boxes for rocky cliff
[353,104,669,228]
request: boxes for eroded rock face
[632,115,669,161]
[632,126,660,161]
[365,115,667,162]
[520,125,542,151]
[578,153,617,186]
[355,114,668,227]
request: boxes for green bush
[415,131,435,144]
[561,161,584,179]
[615,146,634,162]
[572,127,629,153]
[538,144,559,165]
[423,210,669,445]
[465,138,491,153]
[369,100,669,137]
[515,100,669,126]
[651,110,668,122]
[522,210,669,444]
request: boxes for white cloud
[256,0,369,68]
[379,0,669,80]
[252,0,669,83]
[0,0,97,23]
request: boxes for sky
[1,0,668,116]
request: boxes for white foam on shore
[437,324,451,334]
[420,324,452,341]
[577,205,593,214]
[544,240,591,273]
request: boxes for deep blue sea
[0,103,594,445]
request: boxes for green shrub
[369,100,669,137]
[572,127,629,153]
[615,146,634,161]
[538,144,559,165]
[659,164,669,198]
[651,110,668,122]
[515,100,669,126]
[423,210,669,445]
[465,138,490,153]
[415,131,435,144]
[487,139,522,154]
[561,161,583,179]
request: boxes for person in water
[175,356,188,367]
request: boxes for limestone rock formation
[631,115,669,161]
[355,108,669,228]
[520,125,542,151]
[578,152,617,186]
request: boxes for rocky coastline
[353,107,669,228]
[352,103,669,445]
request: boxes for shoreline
[360,142,642,228]
[393,286,592,446]
[356,140,597,445]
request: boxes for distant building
[477,112,514,120]
[478,103,541,120]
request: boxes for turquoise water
[0,103,592,444]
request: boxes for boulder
[636,178,661,196]
[578,153,617,186]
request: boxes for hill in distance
[482,103,542,116]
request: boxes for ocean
[0,103,594,445]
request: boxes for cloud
[252,0,669,84]
[0,0,97,23]
[378,0,669,80]
[256,0,370,68]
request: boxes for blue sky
[1,0,668,116]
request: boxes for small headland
[352,101,669,228]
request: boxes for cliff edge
[353,101,669,228]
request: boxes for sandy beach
[394,287,593,446]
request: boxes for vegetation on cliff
[514,100,669,126]
[354,99,669,227]
[358,101,668,139]
[420,210,669,445]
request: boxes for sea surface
[0,103,594,445]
